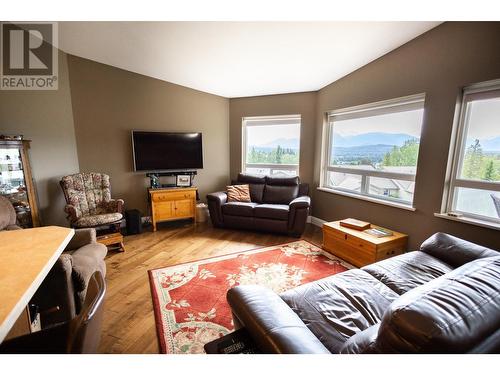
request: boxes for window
[442,80,500,225]
[242,115,301,176]
[320,94,425,208]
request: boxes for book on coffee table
[364,227,394,238]
[339,218,370,231]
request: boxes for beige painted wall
[313,22,500,249]
[66,55,230,216]
[0,51,80,226]
[1,21,499,253]
[229,92,317,186]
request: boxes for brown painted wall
[229,92,317,186]
[313,22,500,250]
[0,51,80,226]
[67,55,230,215]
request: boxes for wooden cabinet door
[155,201,174,220]
[174,199,193,218]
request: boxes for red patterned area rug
[148,240,353,354]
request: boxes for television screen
[132,131,203,171]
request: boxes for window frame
[320,93,426,208]
[241,114,301,176]
[441,79,500,225]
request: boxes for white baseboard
[138,215,321,227]
[136,215,321,227]
[309,216,326,227]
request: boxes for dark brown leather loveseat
[207,174,310,236]
[227,233,500,353]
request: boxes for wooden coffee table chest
[322,220,408,267]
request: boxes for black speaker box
[125,209,142,235]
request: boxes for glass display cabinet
[0,139,40,228]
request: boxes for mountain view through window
[454,95,500,219]
[325,107,424,204]
[245,121,300,176]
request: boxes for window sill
[434,213,500,231]
[317,187,416,212]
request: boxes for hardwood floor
[99,221,323,353]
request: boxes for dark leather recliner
[227,233,500,353]
[207,174,310,237]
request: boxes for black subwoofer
[125,209,142,235]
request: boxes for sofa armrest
[289,195,311,209]
[340,324,381,354]
[206,192,227,227]
[64,204,81,222]
[375,256,500,353]
[227,285,330,354]
[70,242,107,313]
[65,228,97,251]
[207,191,228,205]
[103,199,124,214]
[420,232,498,268]
[288,195,311,236]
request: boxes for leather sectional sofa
[227,233,500,353]
[207,174,311,236]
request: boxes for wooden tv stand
[148,187,197,231]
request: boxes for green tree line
[382,138,499,181]
[247,145,299,165]
[462,139,500,181]
[382,139,420,167]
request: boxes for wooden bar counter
[0,226,74,342]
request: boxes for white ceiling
[59,22,440,98]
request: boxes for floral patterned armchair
[60,172,124,228]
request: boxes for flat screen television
[132,131,203,171]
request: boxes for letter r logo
[2,23,53,75]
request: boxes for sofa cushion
[66,228,97,252]
[222,202,258,217]
[254,204,289,221]
[340,323,380,354]
[420,232,499,269]
[280,269,399,353]
[376,256,500,353]
[236,173,266,203]
[263,185,299,204]
[263,176,300,204]
[68,242,107,262]
[68,242,108,312]
[74,212,123,227]
[362,251,453,295]
[237,173,266,185]
[266,176,300,186]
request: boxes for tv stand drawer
[152,191,195,202]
